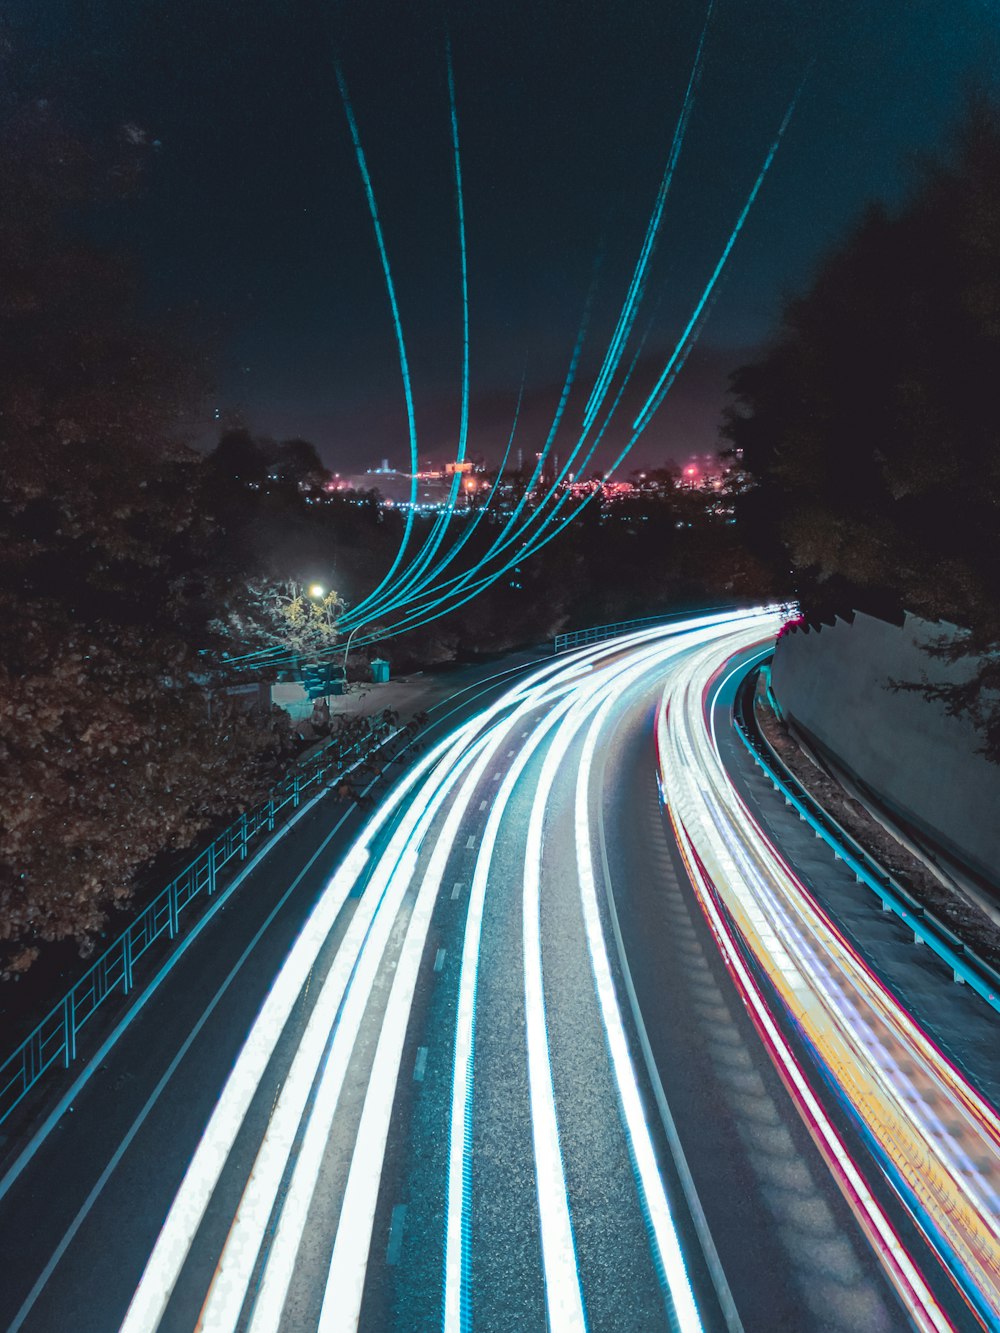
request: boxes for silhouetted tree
[725,97,1000,757]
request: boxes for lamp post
[342,621,368,689]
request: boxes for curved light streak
[576,680,703,1331]
[331,62,421,619]
[201,733,493,1333]
[658,629,1000,1328]
[341,39,471,631]
[442,694,577,1330]
[580,0,714,436]
[119,612,786,1332]
[632,77,805,435]
[334,70,803,657]
[120,713,516,1333]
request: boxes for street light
[309,583,325,599]
[342,621,369,688]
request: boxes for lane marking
[386,1206,406,1266]
[434,949,446,973]
[414,1048,429,1083]
[451,883,463,900]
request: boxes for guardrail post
[267,796,275,832]
[168,881,179,939]
[206,842,217,896]
[63,991,76,1067]
[293,773,300,809]
[123,930,134,994]
[240,812,248,860]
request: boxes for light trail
[120,701,534,1333]
[326,320,657,659]
[576,679,703,1332]
[251,63,804,670]
[199,732,494,1333]
[30,610,1000,1333]
[632,77,806,435]
[330,63,421,616]
[520,687,593,1332]
[580,0,715,436]
[657,630,1000,1328]
[118,610,858,1333]
[339,40,471,630]
[321,689,580,1333]
[122,623,697,1330]
[442,695,577,1331]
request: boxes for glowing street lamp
[309,583,325,599]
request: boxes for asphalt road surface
[0,610,997,1332]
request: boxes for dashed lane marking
[386,1205,406,1265]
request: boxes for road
[0,610,997,1331]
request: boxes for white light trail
[657,626,1000,1328]
[575,680,704,1332]
[201,733,493,1333]
[522,704,590,1331]
[119,611,780,1332]
[443,695,578,1331]
[121,716,509,1333]
[317,700,555,1331]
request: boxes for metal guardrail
[553,605,732,654]
[733,662,1000,1017]
[0,724,397,1131]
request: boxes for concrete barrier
[771,611,1000,888]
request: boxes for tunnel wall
[770,611,1000,886]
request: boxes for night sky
[7,0,1000,472]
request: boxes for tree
[725,97,1000,757]
[0,85,305,975]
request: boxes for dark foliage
[725,97,1000,758]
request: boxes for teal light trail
[340,38,471,629]
[580,0,714,438]
[332,62,421,617]
[406,373,524,590]
[632,76,807,435]
[340,83,807,652]
[250,64,807,671]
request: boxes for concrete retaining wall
[770,611,1000,886]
